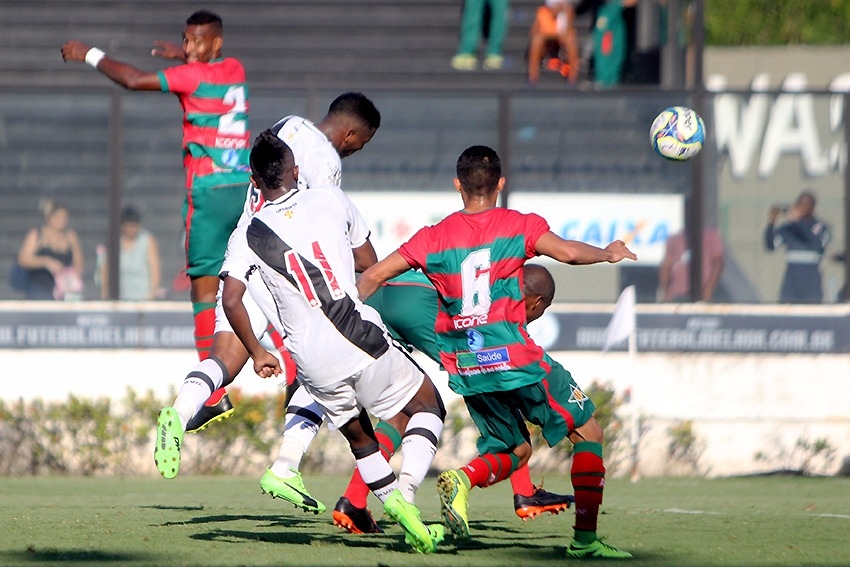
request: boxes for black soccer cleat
[185,390,234,433]
[514,487,575,521]
[332,497,384,534]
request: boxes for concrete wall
[5,347,847,478]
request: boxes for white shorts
[213,276,277,339]
[298,343,425,429]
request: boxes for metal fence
[1,86,847,304]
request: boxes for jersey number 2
[460,249,491,316]
[219,86,247,136]
[285,242,344,308]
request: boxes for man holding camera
[765,190,831,304]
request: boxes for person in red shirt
[62,11,251,426]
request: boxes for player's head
[182,11,223,63]
[796,189,816,217]
[324,92,381,158]
[455,145,504,198]
[250,130,298,199]
[522,263,555,323]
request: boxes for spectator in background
[765,190,831,304]
[591,0,637,87]
[96,206,162,301]
[527,0,580,84]
[17,199,84,300]
[451,0,510,70]
[658,228,725,302]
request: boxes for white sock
[270,387,323,477]
[172,358,224,430]
[356,450,397,503]
[398,412,443,504]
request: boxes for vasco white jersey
[239,115,341,223]
[223,187,386,387]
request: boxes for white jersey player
[222,131,444,554]
[154,94,382,508]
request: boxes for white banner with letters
[509,192,684,266]
[350,191,682,265]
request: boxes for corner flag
[602,285,636,352]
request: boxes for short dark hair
[456,145,502,196]
[186,10,222,32]
[250,130,295,190]
[797,189,816,207]
[121,206,141,224]
[523,264,556,305]
[328,92,381,130]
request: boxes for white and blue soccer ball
[650,106,705,161]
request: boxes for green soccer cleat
[566,539,633,559]
[154,407,184,479]
[260,468,326,514]
[383,489,438,554]
[436,469,470,539]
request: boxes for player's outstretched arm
[221,275,281,378]
[357,251,412,301]
[535,231,638,265]
[61,40,162,91]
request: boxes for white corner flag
[602,285,636,352]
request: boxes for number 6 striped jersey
[398,207,551,397]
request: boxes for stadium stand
[0,1,687,300]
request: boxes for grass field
[2,475,849,567]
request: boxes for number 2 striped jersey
[222,187,388,386]
[398,207,551,396]
[158,57,250,189]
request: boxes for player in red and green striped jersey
[358,145,636,559]
[61,10,250,377]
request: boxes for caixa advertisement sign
[510,193,684,266]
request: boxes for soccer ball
[650,106,705,161]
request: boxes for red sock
[571,441,605,536]
[343,422,401,508]
[460,453,519,488]
[267,326,298,385]
[192,301,216,361]
[509,463,535,497]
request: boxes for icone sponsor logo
[453,313,488,329]
[216,137,248,149]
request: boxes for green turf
[1,475,849,566]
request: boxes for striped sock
[192,301,216,361]
[460,452,520,488]
[509,463,535,497]
[343,421,401,508]
[571,441,605,540]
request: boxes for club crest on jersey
[221,148,242,169]
[568,384,588,409]
[467,329,484,351]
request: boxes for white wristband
[85,47,106,68]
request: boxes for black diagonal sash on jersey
[246,218,389,359]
